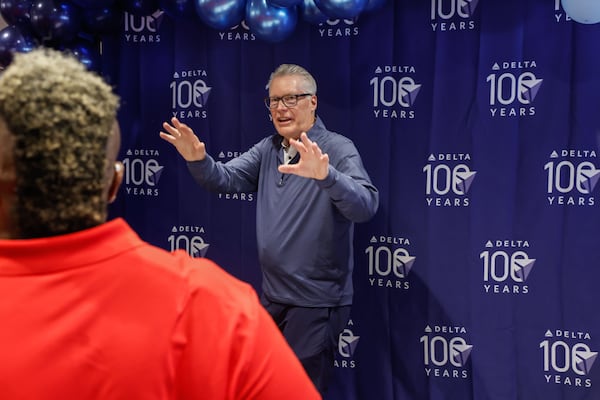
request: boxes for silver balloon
[246,0,297,43]
[561,0,600,24]
[313,0,367,19]
[194,0,246,30]
[300,0,327,25]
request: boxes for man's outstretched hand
[278,132,329,180]
[159,117,206,162]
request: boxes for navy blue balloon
[160,0,195,18]
[0,0,33,27]
[300,0,326,24]
[364,0,385,12]
[82,6,123,35]
[62,39,101,71]
[121,0,159,16]
[313,0,366,19]
[194,0,245,30]
[268,0,300,7]
[30,0,82,44]
[246,0,297,43]
[70,0,115,7]
[0,24,36,67]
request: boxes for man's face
[268,75,317,141]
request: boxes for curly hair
[0,48,119,238]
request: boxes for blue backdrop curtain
[103,1,600,398]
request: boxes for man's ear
[310,94,317,110]
[108,161,124,204]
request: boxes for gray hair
[266,64,317,94]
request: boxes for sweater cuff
[316,165,337,189]
[187,156,212,174]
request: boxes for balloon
[0,24,36,67]
[160,0,195,18]
[194,0,245,30]
[62,39,101,71]
[246,0,297,43]
[0,0,33,27]
[268,0,300,7]
[561,0,600,24]
[30,0,82,44]
[82,6,123,35]
[364,0,386,12]
[70,0,115,7]
[313,0,367,19]
[300,0,327,24]
[121,0,160,16]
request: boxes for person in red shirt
[0,48,320,400]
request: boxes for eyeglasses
[264,93,312,109]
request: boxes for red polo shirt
[0,218,320,399]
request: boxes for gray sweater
[187,117,379,307]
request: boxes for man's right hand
[159,117,206,162]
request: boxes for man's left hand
[278,132,329,180]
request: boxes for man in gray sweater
[160,63,379,396]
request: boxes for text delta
[376,66,416,74]
[496,61,537,70]
[374,236,410,245]
[491,240,530,248]
[435,153,471,161]
[431,325,467,334]
[175,70,207,78]
[176,226,205,233]
[132,149,159,156]
[559,150,597,158]
[219,151,242,159]
[551,330,591,340]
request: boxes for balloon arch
[0,0,388,69]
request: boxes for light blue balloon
[313,0,367,19]
[561,0,600,24]
[300,0,327,25]
[246,0,297,43]
[194,0,246,30]
[268,0,300,7]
